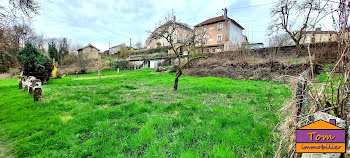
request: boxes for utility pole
[129,38,131,60]
[222,8,228,51]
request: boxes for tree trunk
[173,69,182,91]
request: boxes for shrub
[62,54,78,66]
[17,43,53,83]
[51,58,59,78]
[77,52,92,73]
[110,60,129,70]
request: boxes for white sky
[31,0,336,51]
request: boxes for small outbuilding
[77,43,100,60]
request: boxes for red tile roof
[195,15,244,30]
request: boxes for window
[202,26,207,32]
[202,38,206,44]
[216,47,221,52]
[217,35,222,43]
[183,33,187,41]
[218,22,222,31]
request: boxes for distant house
[194,14,244,53]
[109,44,126,56]
[244,43,264,49]
[77,43,100,60]
[145,20,193,53]
[109,44,133,56]
[300,28,338,44]
[101,50,109,57]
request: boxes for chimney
[223,8,227,20]
[315,27,321,32]
[329,119,336,125]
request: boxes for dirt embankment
[184,60,310,81]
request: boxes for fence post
[98,70,101,82]
[296,79,307,121]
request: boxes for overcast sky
[32,0,334,51]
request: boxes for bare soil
[184,60,310,81]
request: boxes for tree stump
[24,85,28,92]
[19,78,23,89]
[33,80,42,101]
[29,79,40,94]
[33,88,42,101]
[27,76,36,93]
[21,76,28,89]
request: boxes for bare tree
[269,0,333,49]
[57,38,70,63]
[268,32,294,47]
[1,0,39,28]
[194,28,208,54]
[135,41,143,49]
[151,11,207,91]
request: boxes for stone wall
[249,42,338,64]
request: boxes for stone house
[300,28,338,44]
[109,44,127,56]
[145,21,193,55]
[77,43,100,60]
[194,14,244,53]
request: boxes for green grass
[287,58,301,64]
[0,69,291,157]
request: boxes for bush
[110,60,129,70]
[17,43,53,83]
[62,54,78,66]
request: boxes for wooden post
[76,72,78,78]
[98,70,101,82]
[296,80,307,121]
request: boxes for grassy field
[0,69,291,157]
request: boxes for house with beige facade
[145,21,193,54]
[194,14,244,53]
[77,43,100,60]
[300,28,338,44]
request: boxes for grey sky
[31,0,287,51]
